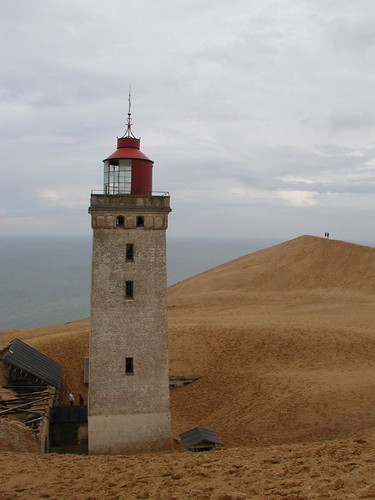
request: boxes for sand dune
[1,235,375,498]
[168,236,375,445]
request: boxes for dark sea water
[0,235,281,331]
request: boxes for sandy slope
[1,433,375,499]
[168,236,375,446]
[0,235,374,498]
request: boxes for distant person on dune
[79,394,84,405]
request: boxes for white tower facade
[88,103,171,454]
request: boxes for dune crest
[169,235,375,297]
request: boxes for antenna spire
[124,87,136,138]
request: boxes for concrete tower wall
[88,194,171,454]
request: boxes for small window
[126,244,134,261]
[116,215,125,227]
[136,216,144,227]
[125,280,134,298]
[125,357,134,375]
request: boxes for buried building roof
[1,338,62,388]
[179,427,224,451]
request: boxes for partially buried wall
[50,405,88,454]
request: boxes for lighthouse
[88,95,171,454]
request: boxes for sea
[0,235,281,331]
[1,234,373,331]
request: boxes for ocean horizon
[0,234,373,331]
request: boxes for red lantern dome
[103,92,153,196]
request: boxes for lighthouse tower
[88,96,171,454]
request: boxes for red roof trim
[104,149,153,162]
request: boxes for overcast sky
[1,0,374,242]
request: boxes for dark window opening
[125,280,134,298]
[125,357,134,375]
[126,244,134,261]
[136,216,144,227]
[116,215,125,227]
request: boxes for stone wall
[88,194,171,454]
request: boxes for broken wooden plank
[0,397,48,416]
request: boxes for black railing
[91,190,169,196]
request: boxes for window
[104,159,132,194]
[116,215,125,227]
[125,357,134,375]
[126,243,134,261]
[136,216,144,227]
[125,280,134,298]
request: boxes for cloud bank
[0,0,374,241]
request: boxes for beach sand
[0,235,374,498]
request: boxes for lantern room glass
[104,159,132,194]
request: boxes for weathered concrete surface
[89,412,171,454]
[88,194,171,454]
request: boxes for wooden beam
[0,397,47,416]
[25,416,43,425]
[4,409,42,416]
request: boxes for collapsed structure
[0,338,62,451]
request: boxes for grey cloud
[0,0,374,240]
[329,15,375,52]
[223,145,375,195]
[329,113,375,132]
